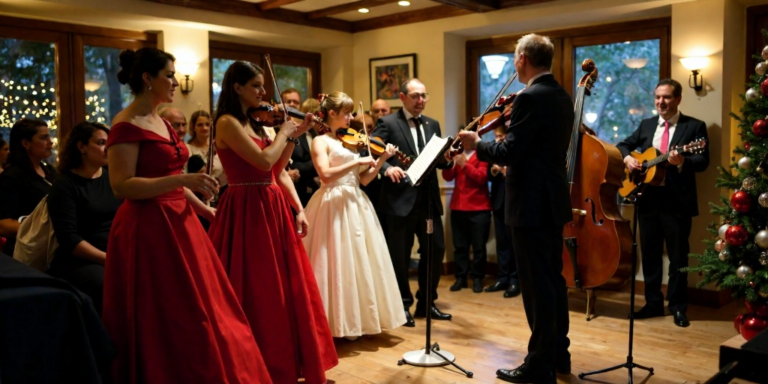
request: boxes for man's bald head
[371,99,391,123]
[159,107,187,137]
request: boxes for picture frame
[369,54,417,107]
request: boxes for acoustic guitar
[618,138,706,197]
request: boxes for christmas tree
[686,31,768,304]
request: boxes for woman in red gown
[208,61,338,383]
[104,48,272,384]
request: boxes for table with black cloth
[0,254,115,383]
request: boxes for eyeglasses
[407,92,429,101]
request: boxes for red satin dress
[208,135,338,384]
[103,122,272,384]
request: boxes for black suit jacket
[488,166,505,212]
[375,109,450,217]
[290,132,319,207]
[476,74,573,228]
[615,113,709,217]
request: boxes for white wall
[157,27,210,119]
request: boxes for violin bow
[451,72,518,149]
[359,101,373,156]
[263,54,291,136]
[205,107,215,207]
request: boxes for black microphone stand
[579,185,654,383]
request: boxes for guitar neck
[646,145,684,167]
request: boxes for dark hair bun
[117,49,136,85]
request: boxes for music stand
[579,185,653,383]
[395,135,473,378]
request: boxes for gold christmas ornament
[739,156,752,170]
[737,265,753,278]
[755,230,768,249]
[719,249,730,261]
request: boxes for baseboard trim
[439,261,733,308]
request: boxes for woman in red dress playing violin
[208,61,338,384]
[105,48,271,383]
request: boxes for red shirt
[442,152,492,211]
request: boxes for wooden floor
[326,277,748,384]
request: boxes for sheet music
[406,135,450,187]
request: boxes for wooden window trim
[209,40,321,111]
[747,5,768,83]
[0,15,156,139]
[466,17,670,128]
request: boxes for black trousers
[494,207,518,284]
[638,192,692,313]
[387,211,445,310]
[510,225,570,371]
[451,210,491,279]
[48,260,105,315]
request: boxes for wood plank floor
[326,277,749,384]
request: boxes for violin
[248,102,331,135]
[336,127,413,168]
[449,73,519,158]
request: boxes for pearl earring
[148,85,152,91]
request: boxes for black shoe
[673,311,690,327]
[414,303,452,320]
[632,305,664,319]
[472,278,483,293]
[504,281,521,298]
[484,281,508,292]
[555,358,571,375]
[404,310,415,327]
[449,277,467,292]
[496,364,556,384]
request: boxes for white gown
[302,135,406,338]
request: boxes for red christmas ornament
[762,78,768,96]
[745,142,751,150]
[734,313,744,333]
[753,119,768,136]
[746,298,768,317]
[725,224,749,246]
[730,191,752,213]
[740,314,768,340]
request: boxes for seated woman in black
[0,118,57,255]
[47,122,121,314]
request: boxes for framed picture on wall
[369,53,417,107]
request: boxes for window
[209,41,321,113]
[467,18,670,145]
[574,39,661,143]
[477,53,524,140]
[0,15,155,154]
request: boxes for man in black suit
[283,88,319,207]
[459,33,572,384]
[485,126,520,298]
[616,79,709,328]
[376,78,453,327]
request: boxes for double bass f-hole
[584,198,603,226]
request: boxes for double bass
[562,59,633,320]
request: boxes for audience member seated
[47,122,121,315]
[185,110,227,187]
[442,150,492,293]
[0,137,8,174]
[0,118,57,256]
[158,106,187,140]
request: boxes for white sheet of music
[406,134,450,187]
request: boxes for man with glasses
[374,78,453,327]
[159,107,187,139]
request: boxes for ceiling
[147,0,557,33]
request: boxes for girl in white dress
[302,92,406,340]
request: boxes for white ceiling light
[358,8,369,13]
[622,58,648,69]
[398,1,411,5]
[585,112,598,124]
[481,55,509,79]
[84,80,103,92]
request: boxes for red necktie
[660,120,670,154]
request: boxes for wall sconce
[481,55,509,79]
[84,79,103,92]
[680,56,710,92]
[175,62,199,94]
[622,58,648,69]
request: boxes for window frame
[0,15,156,139]
[466,18,671,132]
[209,40,321,113]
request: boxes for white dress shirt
[402,108,429,156]
[652,111,680,153]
